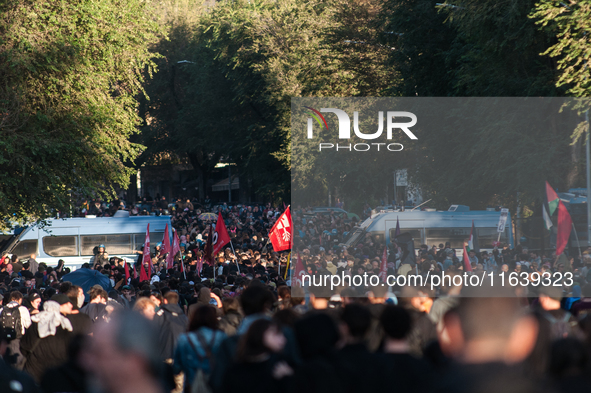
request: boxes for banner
[213,212,231,256]
[269,206,292,251]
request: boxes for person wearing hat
[91,245,109,269]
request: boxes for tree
[0,0,162,230]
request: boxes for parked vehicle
[1,214,172,270]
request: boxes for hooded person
[20,300,74,382]
[188,288,212,321]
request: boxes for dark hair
[188,305,218,332]
[65,285,82,310]
[9,291,23,302]
[236,319,277,362]
[341,304,372,339]
[380,305,412,340]
[240,285,275,316]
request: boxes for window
[426,228,471,249]
[133,232,163,254]
[390,229,423,244]
[43,236,78,257]
[81,235,132,256]
[11,239,37,257]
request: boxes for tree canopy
[0,0,162,230]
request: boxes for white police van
[1,212,172,270]
[344,205,514,253]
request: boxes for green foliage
[0,0,162,230]
[531,0,591,98]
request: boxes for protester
[20,300,74,382]
[81,311,167,393]
[173,305,226,391]
[220,319,293,393]
[0,290,32,369]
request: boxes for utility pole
[586,109,591,246]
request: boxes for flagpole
[229,241,240,273]
[572,222,582,258]
[284,252,291,280]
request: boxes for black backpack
[0,306,23,339]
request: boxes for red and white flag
[167,229,180,268]
[379,247,388,283]
[213,212,231,256]
[142,224,153,276]
[161,224,171,258]
[269,206,292,252]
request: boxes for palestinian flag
[545,181,560,216]
[465,220,479,254]
[543,204,553,230]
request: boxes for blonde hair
[133,297,156,312]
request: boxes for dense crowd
[1,198,591,393]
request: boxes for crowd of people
[0,200,590,393]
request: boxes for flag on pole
[269,206,292,251]
[466,220,480,254]
[379,247,388,283]
[124,262,130,281]
[168,229,181,269]
[546,181,560,216]
[139,261,149,282]
[293,252,305,286]
[213,212,231,256]
[161,224,171,259]
[556,201,572,255]
[142,224,152,276]
[543,204,553,230]
[463,245,473,272]
[133,264,138,279]
[395,217,401,237]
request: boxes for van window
[11,239,38,257]
[133,232,163,254]
[426,228,471,249]
[81,235,132,256]
[43,236,78,257]
[390,229,422,244]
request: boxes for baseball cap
[122,285,132,291]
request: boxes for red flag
[213,212,231,256]
[293,252,306,286]
[139,261,149,282]
[556,201,572,255]
[124,261,130,281]
[169,229,181,266]
[142,224,152,277]
[133,264,138,279]
[161,224,170,258]
[463,245,473,272]
[269,206,292,252]
[379,247,388,283]
[204,225,214,264]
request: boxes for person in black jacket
[155,290,188,393]
[20,300,74,382]
[155,291,188,360]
